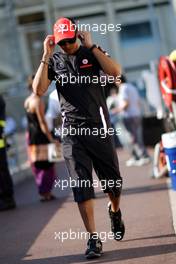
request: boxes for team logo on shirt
[59,62,65,69]
[80,59,93,69]
[82,59,88,64]
[56,61,65,70]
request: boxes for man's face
[58,37,79,55]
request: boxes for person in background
[111,75,150,166]
[106,85,122,148]
[0,94,16,211]
[4,116,18,168]
[24,75,56,201]
[45,89,61,134]
[4,116,17,136]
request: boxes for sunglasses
[58,37,76,46]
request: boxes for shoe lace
[88,238,101,250]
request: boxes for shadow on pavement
[122,183,168,196]
[123,233,176,242]
[21,243,176,264]
[94,183,168,201]
[0,161,71,264]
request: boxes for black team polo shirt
[48,45,111,127]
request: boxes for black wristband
[89,44,97,52]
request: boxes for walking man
[33,17,125,259]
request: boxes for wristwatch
[89,44,97,52]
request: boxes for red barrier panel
[158,56,176,111]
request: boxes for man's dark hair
[120,74,127,84]
[106,83,119,98]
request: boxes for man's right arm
[33,35,55,96]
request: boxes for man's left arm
[111,100,128,114]
[92,47,121,78]
[79,31,121,78]
[111,85,129,114]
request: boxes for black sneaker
[85,234,103,259]
[108,202,125,241]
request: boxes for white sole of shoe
[86,251,102,259]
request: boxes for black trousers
[63,125,122,203]
[0,147,14,200]
[123,117,148,159]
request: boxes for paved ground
[0,150,176,264]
